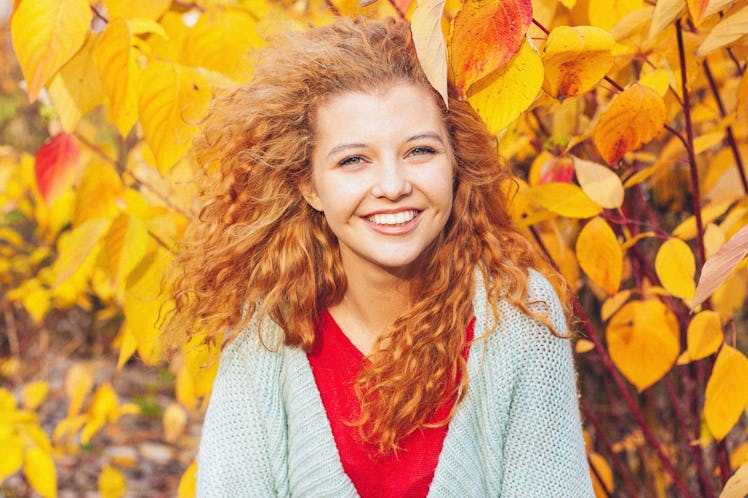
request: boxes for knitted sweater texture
[196,270,595,497]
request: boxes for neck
[330,259,413,356]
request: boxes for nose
[370,157,412,200]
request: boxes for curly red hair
[166,16,569,453]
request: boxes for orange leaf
[411,0,448,107]
[704,345,748,440]
[34,133,81,204]
[692,224,748,309]
[10,0,92,101]
[451,0,532,95]
[593,83,666,165]
[607,299,680,391]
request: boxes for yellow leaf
[572,156,624,209]
[528,182,602,218]
[98,464,126,498]
[48,32,104,132]
[731,443,748,469]
[609,6,654,41]
[575,338,595,353]
[467,39,543,134]
[655,238,696,301]
[87,383,119,423]
[124,248,172,364]
[607,300,680,391]
[589,452,614,497]
[541,25,615,99]
[687,0,709,26]
[601,289,631,321]
[450,0,532,94]
[178,461,197,498]
[163,403,187,443]
[181,7,262,82]
[138,61,212,172]
[183,334,221,398]
[697,4,748,56]
[593,83,667,165]
[576,217,623,294]
[0,435,23,483]
[176,365,198,411]
[589,0,644,31]
[74,161,123,226]
[638,69,670,97]
[721,463,748,498]
[703,223,725,259]
[10,0,92,101]
[672,197,737,239]
[116,325,139,370]
[22,381,49,411]
[65,362,95,417]
[52,414,87,443]
[51,218,110,287]
[649,0,686,39]
[687,310,723,360]
[101,213,150,290]
[94,19,140,136]
[411,0,448,107]
[23,445,57,498]
[104,0,171,20]
[704,345,748,440]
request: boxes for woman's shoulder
[474,267,570,356]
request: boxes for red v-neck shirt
[307,310,475,498]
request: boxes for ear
[299,180,323,212]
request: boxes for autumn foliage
[1,0,748,496]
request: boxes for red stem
[675,20,707,268]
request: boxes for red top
[308,310,474,498]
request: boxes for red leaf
[451,0,532,95]
[34,132,81,204]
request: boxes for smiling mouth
[366,210,421,226]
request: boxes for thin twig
[675,20,706,268]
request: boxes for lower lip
[361,212,422,235]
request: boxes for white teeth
[367,210,419,226]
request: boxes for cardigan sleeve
[196,321,288,497]
[498,271,595,497]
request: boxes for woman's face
[303,82,454,278]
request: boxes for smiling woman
[164,16,594,498]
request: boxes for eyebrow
[325,132,446,161]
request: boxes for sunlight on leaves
[411,0,448,106]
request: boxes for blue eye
[338,155,365,167]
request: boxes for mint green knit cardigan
[196,270,595,497]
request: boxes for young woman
[167,16,594,497]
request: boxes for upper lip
[360,207,422,217]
